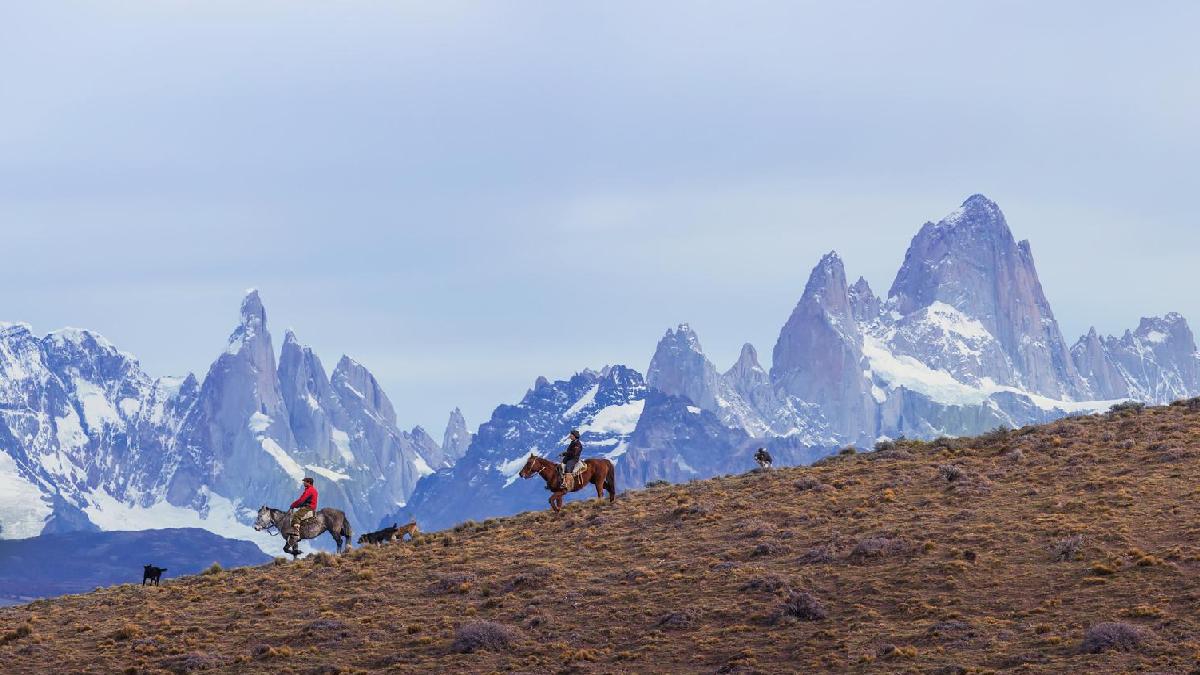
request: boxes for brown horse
[518,455,616,512]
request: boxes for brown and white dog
[357,520,419,545]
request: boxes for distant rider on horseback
[287,476,318,555]
[559,429,583,488]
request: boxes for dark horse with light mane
[253,506,353,558]
[518,455,616,512]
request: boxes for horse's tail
[342,517,353,550]
[605,460,616,501]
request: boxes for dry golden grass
[4,402,1200,673]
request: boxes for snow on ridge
[74,379,122,429]
[412,454,434,478]
[261,438,304,482]
[580,399,645,435]
[863,333,1120,414]
[562,384,599,419]
[921,302,992,340]
[55,407,88,450]
[0,451,52,539]
[83,486,280,555]
[330,428,354,463]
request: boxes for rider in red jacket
[291,479,318,512]
[287,477,318,554]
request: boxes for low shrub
[937,464,964,482]
[1110,401,1146,414]
[1081,622,1146,653]
[849,536,914,562]
[1050,534,1085,562]
[429,572,476,595]
[656,610,698,630]
[450,621,518,653]
[775,591,827,622]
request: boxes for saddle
[559,460,588,490]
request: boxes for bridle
[255,507,283,536]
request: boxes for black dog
[142,564,167,586]
[357,523,401,546]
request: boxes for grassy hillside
[3,401,1200,673]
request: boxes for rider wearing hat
[287,477,318,554]
[560,429,583,483]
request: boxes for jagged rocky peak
[848,276,881,323]
[332,355,397,426]
[889,194,1018,316]
[725,343,768,388]
[770,250,876,442]
[772,251,860,382]
[646,323,719,409]
[887,194,1085,399]
[441,407,472,464]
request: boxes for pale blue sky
[2,2,1197,432]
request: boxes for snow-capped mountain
[0,291,458,550]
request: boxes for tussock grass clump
[1080,621,1147,653]
[794,477,823,491]
[750,541,789,558]
[202,562,223,576]
[1050,534,1085,561]
[158,651,229,673]
[656,610,698,630]
[672,502,712,518]
[1110,401,1146,414]
[848,536,914,563]
[429,572,476,595]
[740,575,789,593]
[774,590,827,622]
[310,552,337,567]
[450,620,518,653]
[1,623,33,644]
[645,479,671,488]
[938,464,965,482]
[111,623,141,641]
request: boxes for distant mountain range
[0,528,270,603]
[2,194,1198,543]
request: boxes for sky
[2,2,1198,433]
